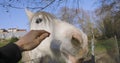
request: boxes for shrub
[9,37,19,43]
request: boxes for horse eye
[36,18,42,24]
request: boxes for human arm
[0,30,50,63]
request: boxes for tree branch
[26,0,55,10]
[0,0,56,10]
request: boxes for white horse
[22,9,88,63]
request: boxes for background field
[0,37,120,63]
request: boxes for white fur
[22,11,88,63]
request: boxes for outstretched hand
[15,30,50,51]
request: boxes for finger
[26,33,49,50]
[38,31,50,37]
[31,30,50,37]
[35,33,50,44]
[32,30,50,34]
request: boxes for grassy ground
[95,38,116,51]
[0,39,10,47]
[94,38,120,63]
[0,37,19,47]
[85,38,120,63]
[95,38,120,53]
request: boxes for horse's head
[25,9,56,33]
[25,9,88,63]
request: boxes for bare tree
[0,0,64,12]
[58,7,99,38]
[95,0,120,39]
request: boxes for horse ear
[25,9,34,20]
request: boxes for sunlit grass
[95,38,116,50]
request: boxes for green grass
[118,40,120,47]
[0,37,19,47]
[94,38,120,56]
[0,39,10,47]
[95,38,115,50]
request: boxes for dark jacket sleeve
[0,43,22,63]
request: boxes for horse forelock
[31,11,56,23]
[29,11,58,34]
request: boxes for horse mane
[35,11,56,20]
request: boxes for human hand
[15,30,50,51]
